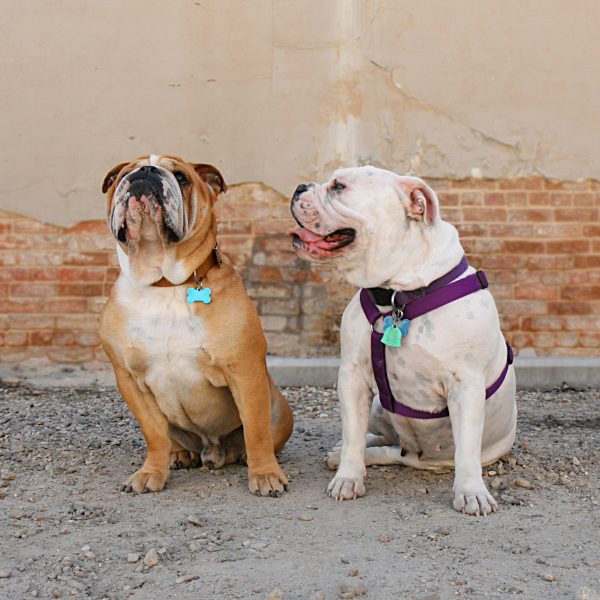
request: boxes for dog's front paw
[122,466,170,494]
[328,472,366,501]
[453,478,498,516]
[248,464,288,497]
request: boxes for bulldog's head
[290,166,449,288]
[102,155,226,284]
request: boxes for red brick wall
[1,178,598,363]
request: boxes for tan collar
[152,247,222,288]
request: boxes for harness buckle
[476,270,489,289]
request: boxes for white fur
[148,154,159,166]
[116,276,206,422]
[298,167,517,515]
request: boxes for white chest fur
[116,276,206,399]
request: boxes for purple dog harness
[360,257,514,419]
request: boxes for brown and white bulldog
[100,154,293,496]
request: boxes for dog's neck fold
[117,215,218,287]
[356,220,465,291]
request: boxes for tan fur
[100,155,293,496]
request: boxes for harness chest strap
[359,261,514,419]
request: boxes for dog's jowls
[100,154,293,497]
[290,166,516,515]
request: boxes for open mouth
[290,226,356,255]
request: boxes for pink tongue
[290,227,325,243]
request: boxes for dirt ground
[0,375,598,600]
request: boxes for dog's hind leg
[168,424,202,470]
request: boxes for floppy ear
[102,162,128,194]
[192,163,227,196]
[395,176,439,225]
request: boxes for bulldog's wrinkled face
[290,166,441,287]
[102,154,226,253]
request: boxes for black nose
[138,165,160,174]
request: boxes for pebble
[487,470,497,477]
[576,587,600,600]
[339,582,367,598]
[265,591,283,600]
[127,553,140,564]
[143,548,159,568]
[378,534,391,543]
[572,457,581,466]
[298,514,314,522]
[348,569,358,576]
[514,478,532,489]
[186,514,205,527]
[543,574,556,582]
[508,457,517,468]
[0,570,12,579]
[175,575,199,584]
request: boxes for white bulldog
[290,166,516,515]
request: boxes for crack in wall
[368,57,522,162]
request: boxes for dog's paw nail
[255,490,261,497]
[142,487,149,494]
[283,484,288,492]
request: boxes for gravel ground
[0,377,599,600]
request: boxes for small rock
[298,515,313,522]
[127,553,139,564]
[186,515,205,527]
[143,548,159,568]
[50,589,62,598]
[508,457,517,468]
[514,478,532,489]
[84,551,96,560]
[0,570,12,579]
[418,487,429,494]
[295,426,305,433]
[252,587,262,594]
[575,587,600,600]
[265,591,283,600]
[490,478,503,490]
[378,534,391,543]
[543,574,556,582]
[348,569,358,576]
[175,575,199,584]
[572,457,581,466]
[487,470,497,477]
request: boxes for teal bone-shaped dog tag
[381,315,411,348]
[186,287,212,304]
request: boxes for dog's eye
[332,179,345,192]
[174,171,189,186]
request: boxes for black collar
[367,256,469,307]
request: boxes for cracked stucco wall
[1,0,599,226]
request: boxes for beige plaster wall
[1,0,598,226]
